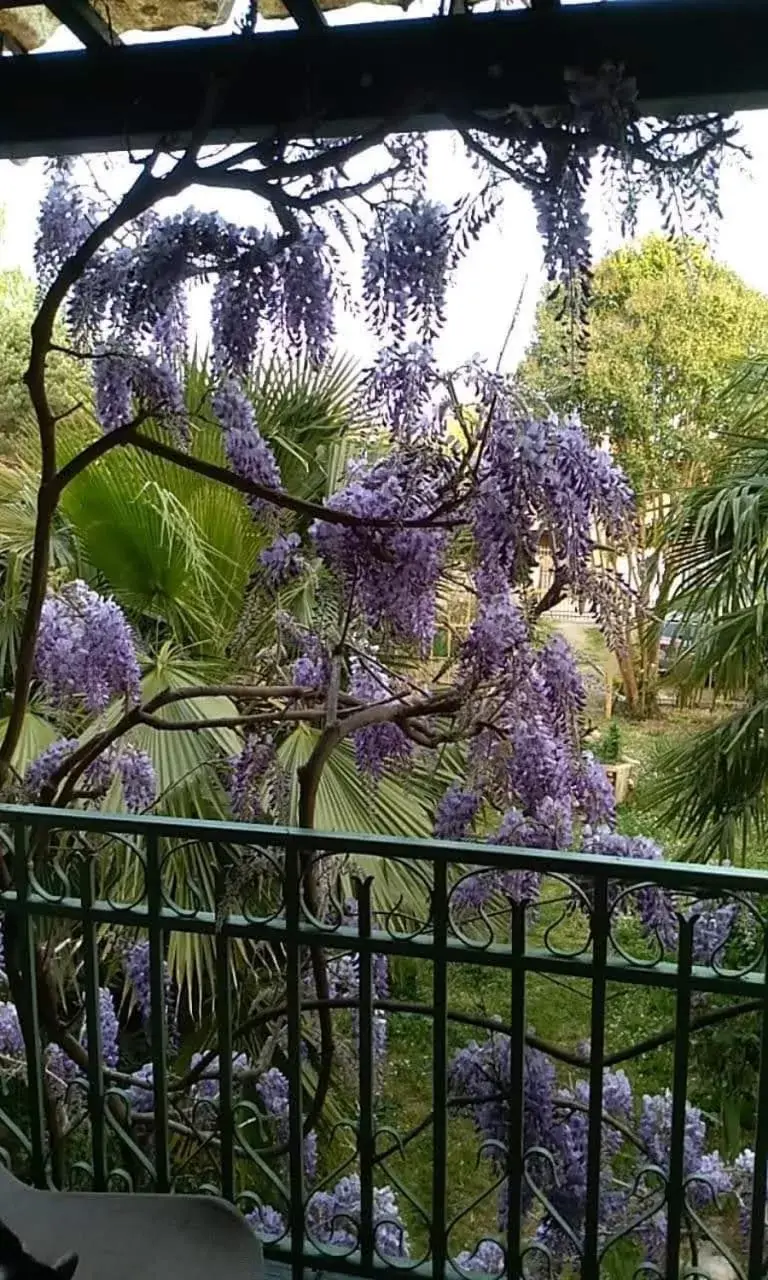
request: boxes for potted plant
[593,720,639,805]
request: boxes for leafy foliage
[645,416,768,860]
[521,235,768,495]
[0,268,91,453]
[520,235,768,716]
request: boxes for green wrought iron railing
[1,803,768,1280]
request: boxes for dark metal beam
[44,0,121,48]
[0,0,766,159]
[281,0,326,30]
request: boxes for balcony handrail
[2,802,766,894]
[1,802,768,1280]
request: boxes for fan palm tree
[0,353,455,829]
[644,356,768,861]
[0,353,460,997]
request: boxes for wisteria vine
[0,84,753,1280]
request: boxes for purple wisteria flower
[348,662,412,781]
[434,785,481,842]
[246,1204,287,1243]
[94,356,132,431]
[94,355,187,439]
[454,1241,505,1277]
[0,1003,25,1058]
[26,738,155,812]
[82,746,118,798]
[574,753,616,828]
[363,200,452,341]
[153,288,188,363]
[260,533,304,588]
[452,807,545,913]
[327,901,390,1062]
[228,735,274,822]
[306,1175,409,1259]
[582,830,678,952]
[256,1066,318,1182]
[213,380,281,511]
[450,1033,555,1164]
[81,988,120,1068]
[189,1052,249,1104]
[116,746,157,812]
[123,939,175,1041]
[472,413,633,589]
[35,581,141,712]
[291,633,331,692]
[35,162,94,290]
[636,1089,731,1243]
[126,1062,155,1113]
[312,454,446,648]
[459,579,529,684]
[362,343,438,438]
[690,900,740,967]
[25,737,79,799]
[450,1026,732,1267]
[211,233,276,376]
[120,209,240,337]
[538,635,586,732]
[508,717,575,817]
[46,1043,80,1097]
[733,1148,757,1240]
[523,1068,636,1253]
[276,227,335,364]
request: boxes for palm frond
[81,645,240,818]
[0,707,58,778]
[663,428,768,695]
[58,420,260,654]
[188,350,368,509]
[644,699,768,862]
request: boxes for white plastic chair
[0,1163,264,1280]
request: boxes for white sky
[2,1,768,372]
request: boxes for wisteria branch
[125,427,464,530]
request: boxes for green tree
[520,234,768,714]
[0,267,90,450]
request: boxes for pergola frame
[0,0,766,160]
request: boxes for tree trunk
[616,644,641,717]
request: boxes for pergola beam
[281,0,326,30]
[0,0,766,159]
[44,0,121,48]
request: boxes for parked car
[657,613,698,677]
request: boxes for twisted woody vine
[0,69,761,1277]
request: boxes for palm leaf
[275,724,460,918]
[58,420,259,654]
[0,708,58,778]
[644,699,768,862]
[84,645,241,818]
[649,358,768,854]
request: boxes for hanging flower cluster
[35,580,142,713]
[312,454,449,648]
[449,1032,731,1268]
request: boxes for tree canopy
[0,265,90,451]
[520,234,768,496]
